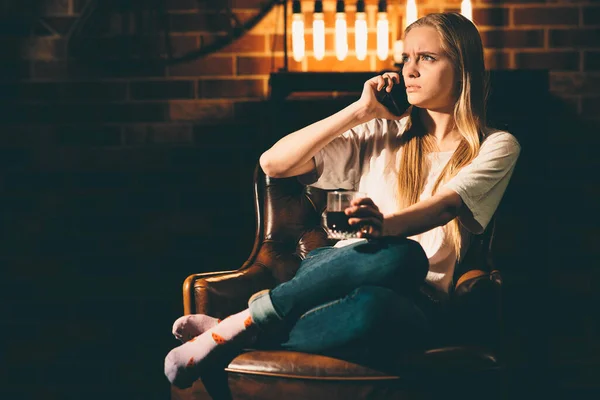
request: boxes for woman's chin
[407,96,443,110]
[406,97,426,108]
[406,93,424,104]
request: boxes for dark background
[1,1,599,399]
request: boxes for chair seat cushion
[226,346,500,381]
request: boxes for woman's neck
[418,107,461,151]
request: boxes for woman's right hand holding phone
[355,72,404,122]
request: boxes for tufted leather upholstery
[173,164,505,400]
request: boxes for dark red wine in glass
[325,211,357,233]
[325,191,365,239]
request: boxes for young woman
[164,12,521,388]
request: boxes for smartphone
[379,81,407,116]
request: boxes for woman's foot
[172,314,220,343]
[164,309,256,388]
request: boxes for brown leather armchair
[171,165,506,400]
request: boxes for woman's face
[401,26,458,111]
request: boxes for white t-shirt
[299,113,521,294]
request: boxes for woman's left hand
[345,197,384,239]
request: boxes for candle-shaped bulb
[376,2,389,61]
[355,1,367,61]
[405,0,418,30]
[291,1,305,62]
[335,1,348,61]
[461,0,472,22]
[313,1,325,60]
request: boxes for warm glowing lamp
[461,0,472,21]
[355,1,368,61]
[405,0,418,30]
[335,1,348,61]
[376,1,389,61]
[313,1,325,60]
[291,1,305,62]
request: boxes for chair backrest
[250,166,329,284]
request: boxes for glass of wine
[324,191,367,239]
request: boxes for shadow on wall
[67,0,170,75]
[0,1,168,79]
[0,0,175,128]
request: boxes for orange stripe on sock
[212,333,226,344]
[244,316,253,328]
[186,357,194,368]
[187,336,197,343]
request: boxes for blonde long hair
[397,13,488,260]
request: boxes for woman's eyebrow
[401,51,440,56]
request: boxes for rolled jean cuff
[248,289,283,329]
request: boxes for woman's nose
[402,61,419,79]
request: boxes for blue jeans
[249,237,433,363]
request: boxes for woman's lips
[406,85,421,93]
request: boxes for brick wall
[1,1,599,136]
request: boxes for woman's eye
[401,54,435,63]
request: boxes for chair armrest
[454,269,502,298]
[182,270,236,315]
[183,263,277,318]
[449,270,503,349]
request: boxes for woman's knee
[353,238,429,284]
[390,238,429,279]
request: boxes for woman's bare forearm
[382,188,463,237]
[260,102,368,178]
